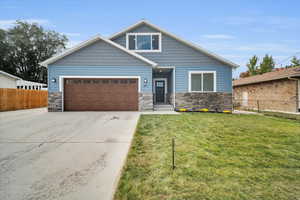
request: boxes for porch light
[143,78,148,86]
[51,78,56,83]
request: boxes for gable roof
[0,70,21,80]
[109,20,239,68]
[233,66,300,86]
[40,35,158,67]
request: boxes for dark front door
[155,80,165,103]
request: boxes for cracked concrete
[0,108,140,200]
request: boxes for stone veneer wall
[48,92,62,112]
[48,92,153,112]
[175,92,232,112]
[139,93,153,111]
[233,79,298,113]
[167,93,174,105]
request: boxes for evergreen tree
[289,56,300,67]
[246,55,259,75]
[259,54,275,74]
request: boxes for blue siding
[175,66,232,92]
[112,24,227,67]
[48,66,152,93]
[50,40,149,66]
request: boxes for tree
[288,56,300,67]
[0,29,16,75]
[0,21,68,83]
[246,55,259,75]
[259,54,275,74]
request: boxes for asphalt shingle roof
[233,66,300,86]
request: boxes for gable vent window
[189,71,216,92]
[126,33,161,52]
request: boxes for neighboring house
[233,67,300,113]
[16,80,47,90]
[41,20,238,112]
[0,70,46,90]
[0,70,21,88]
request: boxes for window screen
[203,73,214,91]
[128,35,135,50]
[152,35,159,50]
[191,74,202,91]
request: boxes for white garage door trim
[59,75,141,112]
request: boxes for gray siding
[50,40,149,66]
[112,24,227,67]
[48,66,152,93]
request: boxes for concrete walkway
[0,108,140,200]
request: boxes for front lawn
[114,113,300,200]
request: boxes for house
[16,80,47,90]
[0,70,21,88]
[233,67,300,113]
[0,70,46,90]
[41,20,238,112]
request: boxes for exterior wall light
[143,78,148,86]
[51,78,56,83]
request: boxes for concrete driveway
[0,108,140,200]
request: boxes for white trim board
[59,76,141,112]
[126,32,162,52]
[110,20,239,68]
[0,70,22,80]
[188,71,217,92]
[40,35,158,67]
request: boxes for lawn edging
[111,115,141,200]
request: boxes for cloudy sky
[1,0,300,77]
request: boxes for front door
[155,80,165,103]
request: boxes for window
[127,33,161,52]
[189,71,216,92]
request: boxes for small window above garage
[126,33,161,52]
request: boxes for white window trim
[126,32,162,52]
[188,71,216,93]
[59,75,141,112]
[153,78,167,94]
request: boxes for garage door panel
[64,78,138,111]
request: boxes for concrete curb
[109,114,141,200]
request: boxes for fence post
[257,100,260,112]
[172,138,175,170]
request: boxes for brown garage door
[64,78,138,111]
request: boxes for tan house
[233,67,300,113]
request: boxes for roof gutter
[288,76,300,81]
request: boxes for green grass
[114,113,300,200]
[262,111,300,121]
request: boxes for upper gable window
[126,33,161,52]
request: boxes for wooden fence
[0,89,48,111]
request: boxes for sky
[1,0,300,78]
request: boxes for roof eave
[233,75,300,87]
[109,20,239,68]
[39,34,158,67]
